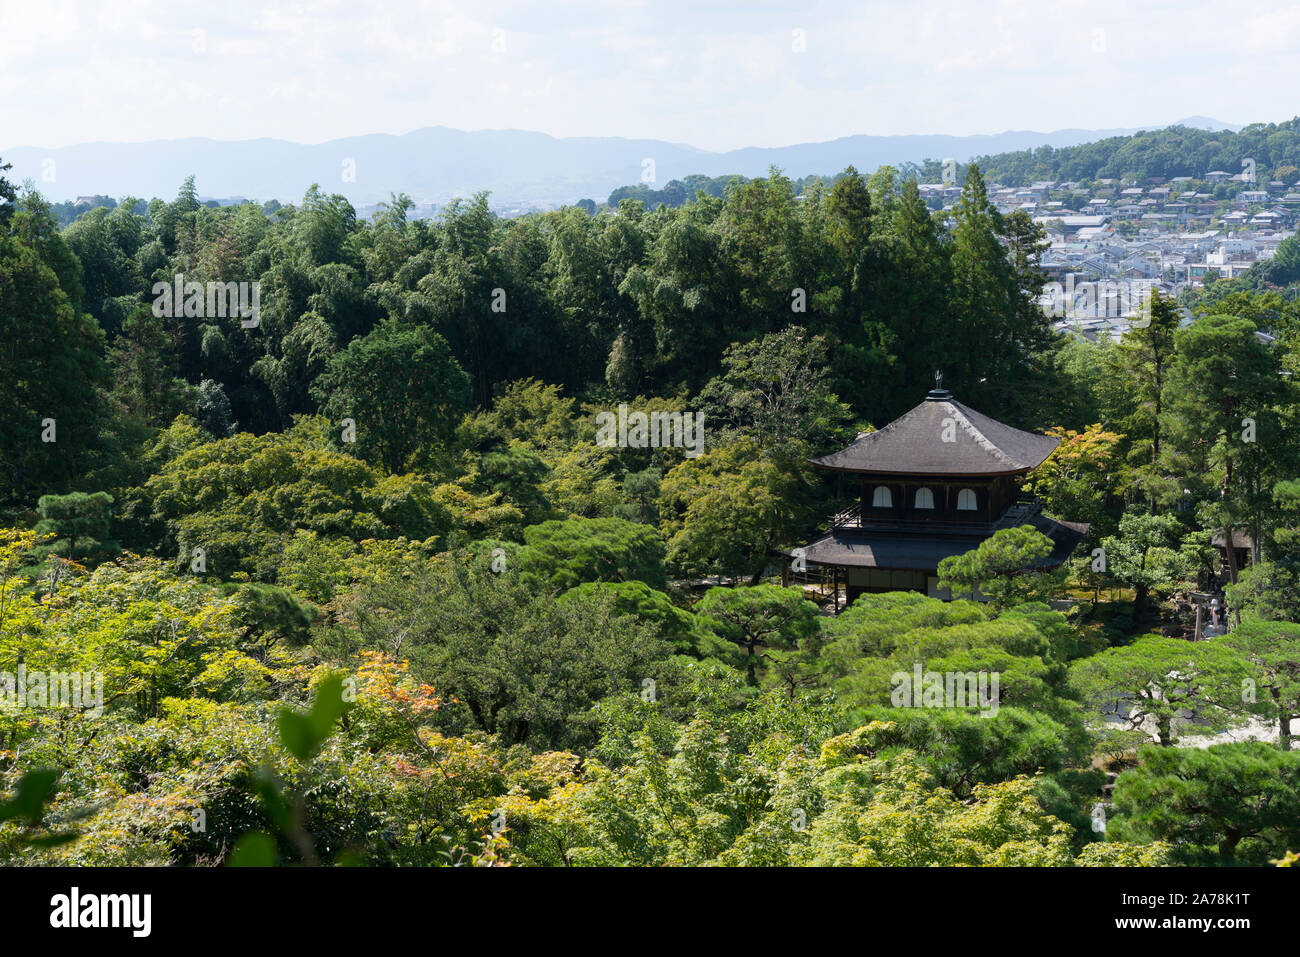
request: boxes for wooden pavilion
[783,381,1088,608]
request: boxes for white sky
[2,0,1297,151]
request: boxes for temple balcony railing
[826,497,1042,535]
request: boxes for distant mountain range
[3,117,1242,208]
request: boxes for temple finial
[926,369,951,401]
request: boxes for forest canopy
[2,152,1299,869]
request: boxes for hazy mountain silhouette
[3,117,1241,207]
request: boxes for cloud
[1241,5,1300,51]
[0,0,1288,152]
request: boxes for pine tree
[1114,289,1181,509]
[948,164,1019,409]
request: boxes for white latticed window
[957,488,978,511]
[915,487,935,509]
[872,486,892,507]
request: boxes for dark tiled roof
[786,514,1088,572]
[1211,530,1253,549]
[811,391,1059,476]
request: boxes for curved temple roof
[810,390,1060,477]
[785,513,1090,573]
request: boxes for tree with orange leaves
[1023,423,1123,529]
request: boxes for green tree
[1069,636,1252,747]
[312,320,472,473]
[561,580,733,662]
[0,156,16,227]
[1226,559,1300,623]
[1109,742,1300,864]
[697,326,853,459]
[0,229,111,504]
[936,526,1060,610]
[659,439,811,584]
[1021,424,1123,527]
[947,164,1019,409]
[695,584,820,684]
[849,706,1085,799]
[349,557,672,751]
[1098,509,1187,622]
[140,421,452,580]
[218,582,319,649]
[109,306,194,429]
[1163,313,1289,582]
[469,446,554,527]
[517,517,666,592]
[1225,619,1300,751]
[842,177,953,421]
[1113,289,1181,507]
[33,492,115,562]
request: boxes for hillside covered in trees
[3,152,1300,868]
[970,118,1300,187]
[598,120,1300,213]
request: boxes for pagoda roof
[811,390,1059,477]
[1211,530,1253,549]
[786,514,1089,572]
